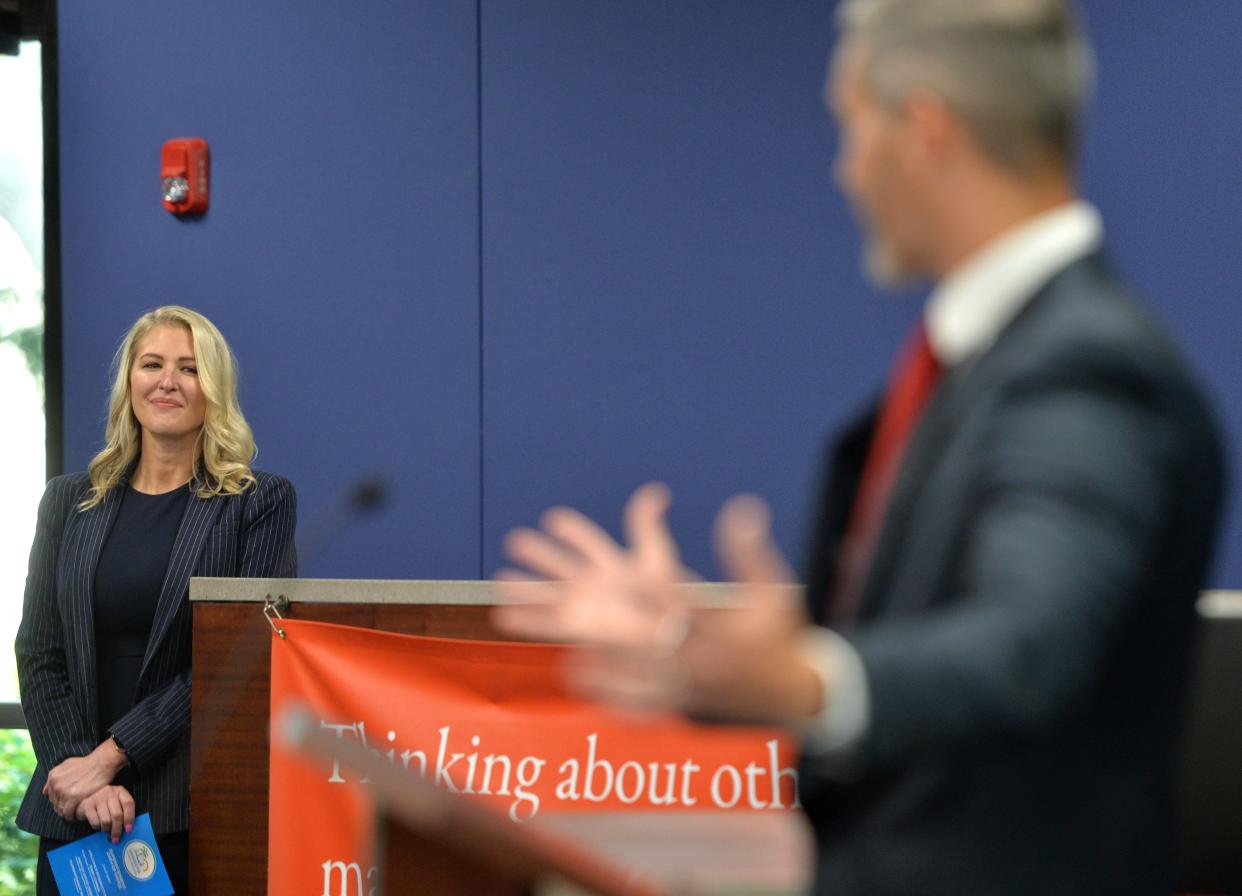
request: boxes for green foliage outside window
[0,286,43,394]
[0,728,36,893]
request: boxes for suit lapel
[856,359,983,616]
[853,258,1095,618]
[58,486,124,727]
[140,488,225,679]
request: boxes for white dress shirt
[800,200,1104,756]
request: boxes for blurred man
[495,1,1225,893]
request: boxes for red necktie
[829,322,942,624]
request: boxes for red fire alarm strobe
[161,138,210,215]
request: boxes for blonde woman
[15,306,297,893]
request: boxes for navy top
[92,484,190,742]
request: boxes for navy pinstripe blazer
[15,468,297,838]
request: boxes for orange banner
[268,618,798,894]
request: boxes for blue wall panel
[1079,5,1242,587]
[479,1,1242,585]
[480,0,913,579]
[55,2,1242,586]
[57,0,481,578]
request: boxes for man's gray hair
[837,0,1094,172]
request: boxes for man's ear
[901,89,965,171]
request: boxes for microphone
[295,473,393,574]
[190,472,392,783]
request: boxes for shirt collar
[924,200,1103,366]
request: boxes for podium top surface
[189,579,1240,611]
[188,577,746,605]
[1198,590,1242,617]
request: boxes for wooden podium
[1175,591,1242,894]
[189,578,530,893]
[188,577,812,894]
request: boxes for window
[1,15,53,889]
[0,39,45,713]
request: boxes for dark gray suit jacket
[799,254,1225,895]
[16,469,297,838]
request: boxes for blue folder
[47,812,174,895]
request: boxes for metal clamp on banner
[264,593,290,639]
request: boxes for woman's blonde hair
[80,305,256,509]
